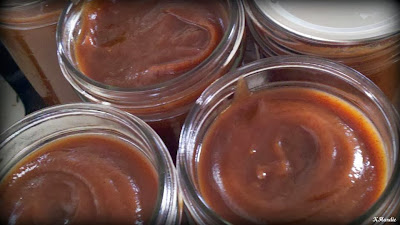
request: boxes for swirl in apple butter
[0,134,158,225]
[198,85,387,224]
[75,0,226,88]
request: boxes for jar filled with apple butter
[0,103,182,225]
[0,0,80,105]
[57,0,246,156]
[177,56,400,225]
[244,0,400,110]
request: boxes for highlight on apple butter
[74,0,227,88]
[197,84,388,224]
[0,134,159,225]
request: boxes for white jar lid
[254,0,400,42]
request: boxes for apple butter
[75,0,226,88]
[198,85,387,224]
[0,134,158,225]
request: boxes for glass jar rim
[0,0,65,29]
[56,0,245,94]
[0,103,181,224]
[1,0,42,8]
[244,0,400,45]
[177,55,400,224]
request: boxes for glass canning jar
[177,56,400,225]
[244,0,400,110]
[57,0,246,157]
[0,103,182,224]
[0,0,80,105]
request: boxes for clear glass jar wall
[0,0,80,105]
[0,103,182,224]
[178,56,400,224]
[57,0,246,156]
[244,0,400,110]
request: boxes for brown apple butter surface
[75,0,226,88]
[199,85,387,224]
[0,134,158,225]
